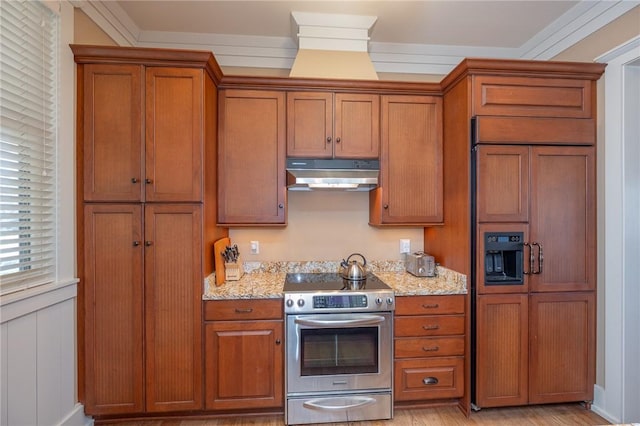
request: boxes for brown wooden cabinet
[83,204,203,414]
[287,91,379,159]
[82,64,204,202]
[74,45,224,417]
[218,89,286,225]
[370,95,443,225]
[204,299,284,410]
[394,295,465,403]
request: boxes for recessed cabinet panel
[371,95,443,225]
[334,93,380,158]
[476,145,529,223]
[529,147,595,292]
[83,204,144,415]
[145,68,203,202]
[144,204,203,412]
[218,90,286,224]
[287,92,333,158]
[83,64,143,202]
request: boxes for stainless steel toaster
[405,252,437,277]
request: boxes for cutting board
[213,237,230,286]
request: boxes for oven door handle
[294,315,386,328]
[303,396,376,411]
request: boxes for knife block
[224,261,243,281]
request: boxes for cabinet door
[476,145,529,223]
[529,292,595,404]
[144,204,203,412]
[371,95,443,225]
[218,90,286,224]
[334,93,379,159]
[529,147,596,292]
[475,294,528,408]
[83,204,144,415]
[287,91,333,158]
[83,64,143,202]
[145,67,203,202]
[205,321,284,410]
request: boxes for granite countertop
[203,260,466,300]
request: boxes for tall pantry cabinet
[72,45,224,416]
[424,59,605,414]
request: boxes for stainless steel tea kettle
[339,253,367,281]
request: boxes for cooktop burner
[283,272,391,292]
[283,272,395,313]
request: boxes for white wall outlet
[250,240,259,254]
[400,239,411,254]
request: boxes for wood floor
[99,403,612,426]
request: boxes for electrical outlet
[250,241,259,254]
[400,239,411,254]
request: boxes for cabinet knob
[131,178,139,184]
[145,241,152,247]
[335,137,341,143]
[278,203,284,209]
[326,137,332,143]
[133,241,141,247]
[275,339,281,345]
[145,178,153,184]
[383,204,389,209]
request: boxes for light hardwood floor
[98,403,611,425]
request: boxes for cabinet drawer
[395,295,464,316]
[395,315,464,337]
[394,357,464,401]
[395,336,464,358]
[204,299,283,321]
[472,75,592,118]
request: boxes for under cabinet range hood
[286,158,379,191]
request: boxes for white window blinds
[0,1,59,294]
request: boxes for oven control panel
[284,291,395,314]
[313,294,368,309]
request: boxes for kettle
[339,253,367,281]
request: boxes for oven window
[300,327,378,376]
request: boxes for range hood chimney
[289,11,378,80]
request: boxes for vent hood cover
[286,158,379,191]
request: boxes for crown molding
[79,0,639,75]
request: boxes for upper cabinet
[370,95,443,225]
[82,64,205,202]
[287,92,380,159]
[218,89,286,225]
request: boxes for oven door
[286,312,393,395]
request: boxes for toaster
[405,252,437,277]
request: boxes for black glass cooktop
[283,272,391,292]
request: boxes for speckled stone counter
[203,260,466,300]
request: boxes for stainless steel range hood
[286,158,379,191]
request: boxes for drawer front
[395,315,464,337]
[395,295,464,316]
[472,75,592,118]
[204,299,283,321]
[395,336,464,358]
[394,357,464,401]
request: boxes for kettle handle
[346,253,367,266]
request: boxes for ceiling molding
[81,0,639,75]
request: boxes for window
[0,0,59,295]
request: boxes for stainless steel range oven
[283,272,394,425]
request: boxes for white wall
[0,1,85,425]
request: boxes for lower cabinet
[204,299,284,410]
[394,295,465,403]
[83,203,203,415]
[475,292,595,408]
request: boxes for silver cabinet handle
[423,377,439,385]
[303,396,375,411]
[295,315,385,328]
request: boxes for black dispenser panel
[484,232,524,285]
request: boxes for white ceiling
[78,0,639,75]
